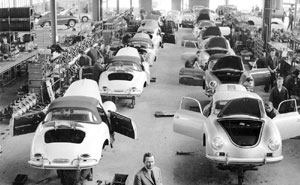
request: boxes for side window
[278,99,297,114]
[180,97,202,113]
[97,106,109,124]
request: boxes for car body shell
[173,84,300,166]
[193,20,216,37]
[37,11,79,27]
[198,36,235,66]
[137,19,163,51]
[166,10,181,25]
[99,47,149,98]
[129,33,157,66]
[181,14,195,28]
[204,55,254,96]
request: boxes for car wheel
[68,19,76,27]
[82,16,89,22]
[43,21,51,27]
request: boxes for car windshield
[129,41,152,49]
[45,108,98,123]
[205,37,228,49]
[108,61,141,71]
[213,100,228,115]
[183,15,194,20]
[218,98,262,118]
[199,21,214,28]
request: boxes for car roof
[131,33,152,44]
[48,96,99,117]
[110,55,140,64]
[116,47,140,58]
[64,79,102,104]
[213,84,261,102]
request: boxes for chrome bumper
[206,154,283,165]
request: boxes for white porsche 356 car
[128,33,157,66]
[174,83,300,184]
[11,79,137,170]
[137,19,163,50]
[99,47,150,108]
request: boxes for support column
[172,0,181,11]
[92,0,100,22]
[275,0,283,10]
[262,0,271,49]
[100,0,103,21]
[139,0,152,13]
[116,0,119,14]
[189,0,209,10]
[50,0,57,44]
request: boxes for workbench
[0,51,37,92]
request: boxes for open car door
[110,112,137,139]
[173,97,206,140]
[161,20,176,44]
[273,99,300,140]
[10,111,45,136]
[249,60,271,86]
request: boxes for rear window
[45,108,98,123]
[218,98,262,118]
[108,73,134,81]
[205,37,228,49]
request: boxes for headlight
[80,154,91,158]
[268,138,280,151]
[130,87,137,92]
[208,81,218,89]
[102,86,107,91]
[211,137,224,150]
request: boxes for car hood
[212,55,244,71]
[217,97,263,118]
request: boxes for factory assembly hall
[1,0,300,185]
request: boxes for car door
[161,21,176,44]
[142,62,150,85]
[248,61,271,86]
[11,111,45,136]
[273,99,300,140]
[110,112,137,139]
[173,97,206,140]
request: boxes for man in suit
[133,153,163,185]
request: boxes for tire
[68,19,76,27]
[82,16,88,22]
[43,21,51,27]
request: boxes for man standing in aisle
[134,153,163,185]
[287,9,294,30]
[269,76,289,109]
[265,49,278,92]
